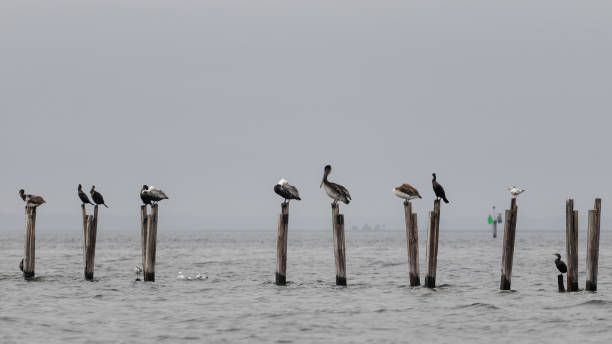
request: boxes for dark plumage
[554,253,567,273]
[141,185,169,205]
[140,185,152,205]
[432,173,449,204]
[90,185,108,208]
[78,184,93,205]
[274,179,301,203]
[19,258,23,272]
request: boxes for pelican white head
[278,179,288,185]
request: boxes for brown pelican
[320,165,351,204]
[393,184,422,201]
[507,186,526,197]
[78,184,93,205]
[553,253,567,273]
[141,185,169,204]
[18,189,46,207]
[274,179,301,203]
[90,186,108,208]
[432,173,449,203]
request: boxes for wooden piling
[23,206,37,279]
[425,200,440,288]
[558,274,565,292]
[586,198,601,292]
[83,206,99,280]
[275,202,289,285]
[81,204,87,265]
[144,204,158,281]
[500,198,518,290]
[140,205,148,271]
[332,203,347,286]
[565,199,579,292]
[404,201,420,286]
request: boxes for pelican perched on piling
[432,173,449,204]
[90,186,108,208]
[18,189,46,207]
[320,165,351,204]
[141,185,169,205]
[78,184,93,205]
[507,186,525,198]
[393,184,422,201]
[274,179,301,203]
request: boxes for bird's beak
[320,179,323,188]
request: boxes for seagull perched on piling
[393,184,422,201]
[274,179,301,203]
[507,186,525,198]
[320,165,351,204]
[140,185,169,205]
[432,173,449,204]
[90,186,108,208]
[78,184,93,205]
[553,253,567,273]
[18,189,46,208]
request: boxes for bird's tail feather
[443,197,449,204]
[103,204,109,208]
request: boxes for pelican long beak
[320,179,323,188]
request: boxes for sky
[1,1,611,233]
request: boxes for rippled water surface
[1,230,612,343]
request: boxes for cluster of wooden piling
[81,205,99,280]
[141,204,159,282]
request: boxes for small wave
[453,302,499,310]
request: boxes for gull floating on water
[320,165,351,205]
[432,173,449,204]
[507,186,525,197]
[274,179,301,203]
[393,184,422,201]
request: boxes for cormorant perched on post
[274,179,301,203]
[553,253,567,273]
[320,165,351,204]
[431,173,449,203]
[393,184,422,201]
[78,184,93,205]
[18,189,46,207]
[90,186,108,208]
[140,185,169,205]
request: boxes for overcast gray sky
[1,1,611,233]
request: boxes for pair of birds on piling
[273,165,351,204]
[78,184,108,208]
[392,173,450,203]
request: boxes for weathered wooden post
[82,205,99,280]
[140,205,148,271]
[143,204,158,281]
[586,198,601,291]
[404,201,420,286]
[332,203,347,286]
[23,206,37,279]
[275,202,289,285]
[565,199,579,292]
[425,200,440,288]
[500,198,518,290]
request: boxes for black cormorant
[432,173,449,203]
[78,184,93,205]
[90,186,108,208]
[554,253,567,273]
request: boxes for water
[1,230,612,343]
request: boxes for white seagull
[507,186,526,197]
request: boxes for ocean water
[1,229,611,343]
